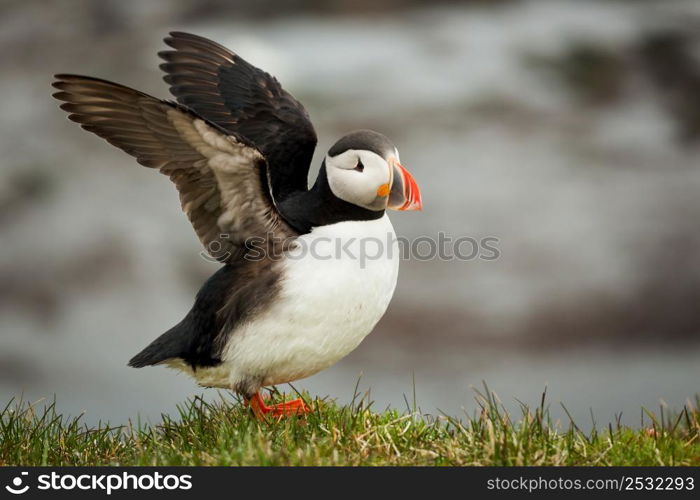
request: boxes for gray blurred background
[1,0,699,428]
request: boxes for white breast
[190,214,400,389]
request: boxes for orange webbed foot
[247,392,311,420]
[269,397,311,416]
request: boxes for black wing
[159,31,318,202]
[52,74,297,263]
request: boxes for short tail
[128,322,190,368]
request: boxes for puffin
[52,32,422,419]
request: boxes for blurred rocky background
[1,0,699,427]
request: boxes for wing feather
[52,74,296,262]
[159,31,317,201]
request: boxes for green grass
[2,386,699,466]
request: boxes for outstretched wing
[159,31,317,201]
[52,74,297,262]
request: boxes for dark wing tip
[167,31,217,44]
[52,74,123,89]
[52,74,78,90]
[168,30,194,38]
[167,30,199,40]
[157,50,175,61]
[163,31,235,60]
[53,73,100,84]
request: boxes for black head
[327,129,398,159]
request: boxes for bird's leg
[247,392,271,420]
[246,391,311,419]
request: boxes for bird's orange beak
[387,158,422,211]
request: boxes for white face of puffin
[325,148,422,212]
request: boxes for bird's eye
[354,160,364,172]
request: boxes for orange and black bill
[388,158,422,211]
